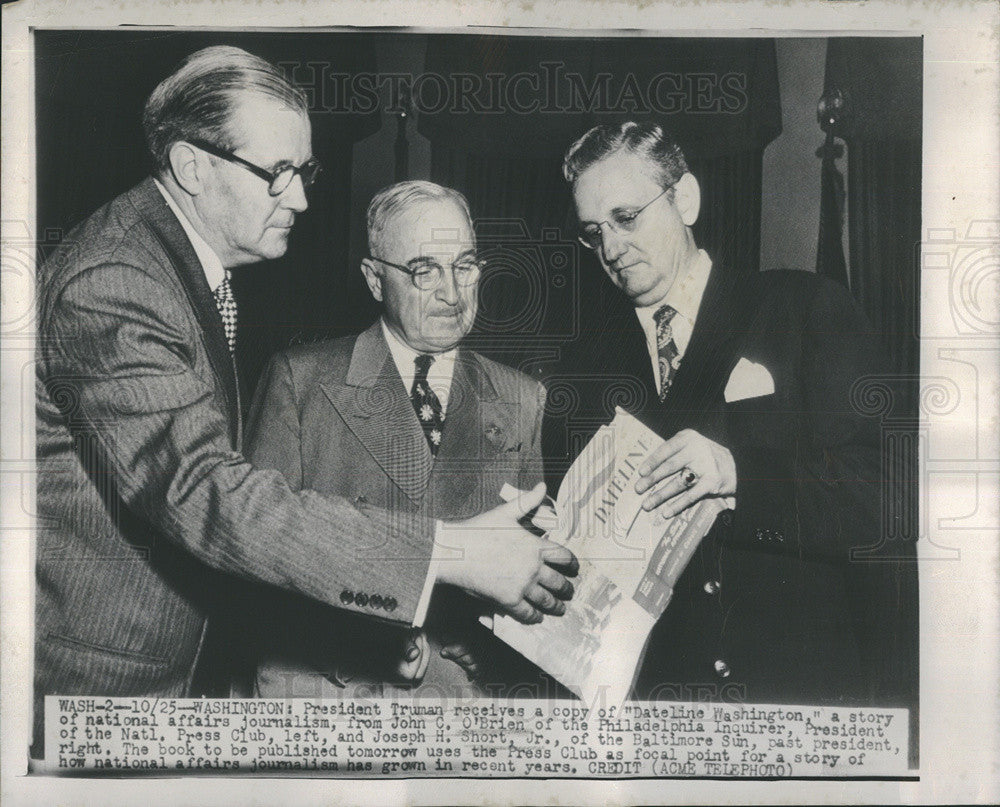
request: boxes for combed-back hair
[366,180,473,256]
[143,45,307,173]
[563,121,689,188]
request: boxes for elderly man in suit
[243,180,562,696]
[34,46,575,754]
[543,120,890,706]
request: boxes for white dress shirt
[381,319,457,414]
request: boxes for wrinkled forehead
[382,198,475,261]
[572,149,663,220]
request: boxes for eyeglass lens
[411,261,481,290]
[270,160,321,196]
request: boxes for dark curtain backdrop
[827,37,922,385]
[846,139,922,380]
[825,37,922,762]
[35,30,381,408]
[419,36,781,371]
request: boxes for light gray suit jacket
[34,179,437,751]
[243,322,547,697]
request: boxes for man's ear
[360,258,384,302]
[166,141,206,196]
[673,172,701,227]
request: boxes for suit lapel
[429,351,497,514]
[662,263,755,416]
[131,178,241,447]
[321,324,432,504]
[600,294,660,412]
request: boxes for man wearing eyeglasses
[34,47,574,753]
[545,121,889,707]
[242,180,561,696]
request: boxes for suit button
[714,659,731,678]
[355,592,370,607]
[339,590,354,605]
[718,511,733,528]
[703,580,721,595]
[370,594,384,609]
[773,530,784,542]
[384,597,397,612]
[754,528,765,541]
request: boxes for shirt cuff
[412,519,445,627]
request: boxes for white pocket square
[725,358,775,402]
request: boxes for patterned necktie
[213,270,238,353]
[411,354,445,455]
[654,303,680,401]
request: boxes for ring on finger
[680,466,699,489]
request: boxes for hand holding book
[490,409,730,708]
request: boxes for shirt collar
[636,249,713,326]
[154,178,227,293]
[380,319,458,409]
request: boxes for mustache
[426,306,469,316]
[423,300,474,316]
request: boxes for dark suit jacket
[34,179,436,750]
[241,323,549,696]
[542,265,894,706]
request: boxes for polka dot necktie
[213,270,238,353]
[654,303,680,401]
[411,354,445,455]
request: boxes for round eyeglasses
[369,255,482,291]
[189,138,322,196]
[576,184,674,251]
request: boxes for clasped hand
[391,483,576,684]
[437,482,578,625]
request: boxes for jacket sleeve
[725,276,887,562]
[520,380,548,492]
[42,262,435,623]
[244,351,304,492]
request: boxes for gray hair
[366,181,473,256]
[142,45,307,174]
[563,121,689,189]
